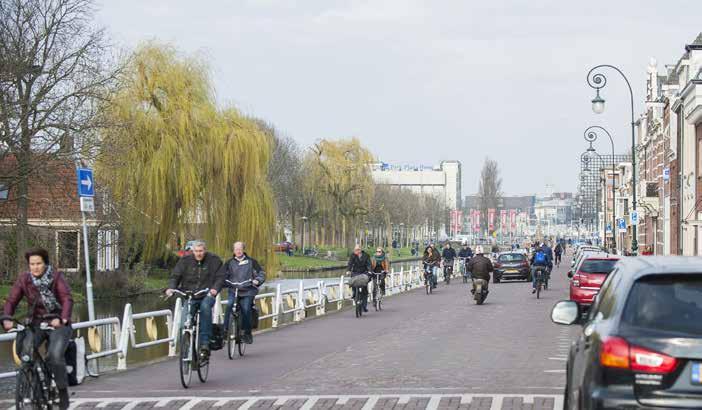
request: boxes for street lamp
[584,126,617,250]
[587,64,638,253]
[581,150,609,248]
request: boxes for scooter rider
[466,246,493,294]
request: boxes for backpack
[534,250,547,265]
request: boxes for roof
[0,154,87,221]
[615,256,702,279]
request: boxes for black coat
[467,255,493,280]
[169,253,225,295]
[347,251,372,275]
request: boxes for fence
[0,262,461,379]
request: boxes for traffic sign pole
[76,168,96,322]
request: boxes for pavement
[55,255,578,410]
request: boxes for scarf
[374,253,386,263]
[31,265,61,313]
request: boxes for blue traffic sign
[77,168,94,197]
[617,218,627,232]
[630,210,639,226]
[605,223,612,233]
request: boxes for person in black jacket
[222,242,265,344]
[166,240,224,358]
[347,245,371,312]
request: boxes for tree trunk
[15,81,32,274]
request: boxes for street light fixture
[584,126,618,251]
[587,64,638,253]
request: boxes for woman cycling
[371,248,390,295]
[3,248,73,409]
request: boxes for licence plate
[692,363,702,385]
[505,269,519,273]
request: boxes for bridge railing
[0,263,464,379]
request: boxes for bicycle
[348,272,369,318]
[443,260,453,285]
[224,279,251,359]
[171,288,210,388]
[533,268,546,299]
[370,271,386,311]
[423,265,433,295]
[5,314,62,408]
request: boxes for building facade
[371,160,462,209]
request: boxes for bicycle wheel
[179,331,193,388]
[536,282,541,299]
[15,368,38,408]
[237,315,246,356]
[373,282,379,311]
[227,313,237,360]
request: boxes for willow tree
[98,44,275,266]
[305,138,374,248]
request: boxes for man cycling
[370,247,389,296]
[466,246,493,295]
[223,242,265,344]
[441,242,457,282]
[457,242,473,276]
[166,240,224,359]
[530,243,550,294]
[347,245,372,312]
[3,248,73,409]
[422,244,441,289]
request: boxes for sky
[96,0,702,196]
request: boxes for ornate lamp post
[584,126,617,250]
[581,152,608,247]
[587,65,638,253]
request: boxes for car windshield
[622,276,702,336]
[579,259,618,273]
[499,254,525,262]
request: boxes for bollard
[169,297,182,357]
[272,284,281,328]
[118,304,132,370]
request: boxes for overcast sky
[96,0,702,196]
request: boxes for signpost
[76,168,96,321]
[630,210,639,226]
[617,218,627,233]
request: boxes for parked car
[568,253,620,310]
[273,241,297,253]
[552,256,702,409]
[493,252,530,283]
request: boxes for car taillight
[571,274,581,287]
[600,337,677,374]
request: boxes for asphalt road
[48,255,578,410]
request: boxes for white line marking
[300,397,319,410]
[548,357,568,361]
[214,399,230,407]
[426,395,441,410]
[274,398,288,405]
[360,395,379,410]
[336,396,350,405]
[397,395,411,404]
[544,369,566,373]
[238,398,258,410]
[180,399,203,410]
[489,396,503,410]
[155,399,172,407]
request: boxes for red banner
[473,210,481,233]
[510,209,517,232]
[500,210,507,233]
[488,208,496,231]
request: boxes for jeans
[187,296,215,348]
[16,325,72,389]
[531,266,548,289]
[432,266,439,286]
[223,293,255,335]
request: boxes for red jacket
[3,271,73,323]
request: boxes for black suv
[552,257,702,409]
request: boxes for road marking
[360,395,379,410]
[544,369,566,373]
[426,395,441,410]
[548,357,567,361]
[489,396,503,410]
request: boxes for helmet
[461,240,468,246]
[475,245,484,254]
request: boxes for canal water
[0,260,420,394]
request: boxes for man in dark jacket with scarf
[223,242,265,344]
[347,245,371,312]
[166,240,224,358]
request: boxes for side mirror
[551,300,580,325]
[567,271,573,278]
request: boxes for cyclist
[457,242,473,279]
[422,244,441,289]
[166,240,224,359]
[530,244,550,294]
[347,245,371,312]
[466,246,493,295]
[3,248,73,410]
[441,242,457,280]
[554,242,563,267]
[223,242,265,345]
[370,247,389,296]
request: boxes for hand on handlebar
[165,289,175,297]
[2,320,12,332]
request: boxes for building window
[56,231,79,272]
[0,184,8,200]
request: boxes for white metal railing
[0,263,467,379]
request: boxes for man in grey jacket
[223,242,265,344]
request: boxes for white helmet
[475,245,484,254]
[461,240,468,246]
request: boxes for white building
[371,160,462,209]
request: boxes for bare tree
[0,0,119,271]
[477,157,502,232]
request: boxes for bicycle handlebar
[170,288,209,298]
[225,279,253,287]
